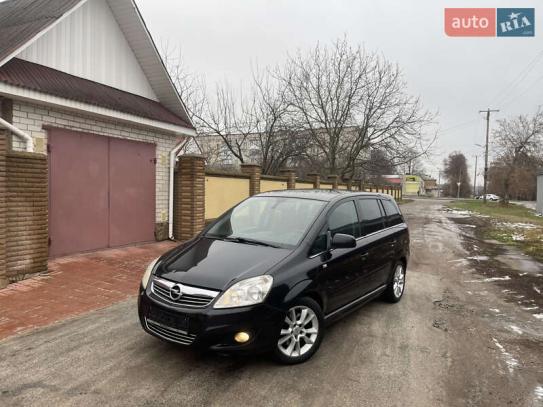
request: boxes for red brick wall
[0,131,7,288]
[173,155,205,241]
[5,151,48,280]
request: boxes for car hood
[155,237,291,291]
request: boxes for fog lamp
[234,331,250,343]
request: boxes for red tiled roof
[0,58,192,128]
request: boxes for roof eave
[0,82,196,137]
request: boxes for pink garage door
[48,128,156,258]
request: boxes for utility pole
[437,171,441,198]
[479,108,499,204]
[473,155,478,197]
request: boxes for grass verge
[448,200,543,262]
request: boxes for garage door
[48,128,156,258]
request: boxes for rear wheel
[383,263,406,303]
[273,297,324,364]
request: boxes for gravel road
[1,198,542,406]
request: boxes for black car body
[138,190,409,363]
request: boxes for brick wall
[5,151,48,281]
[173,155,206,241]
[10,100,180,226]
[0,131,7,288]
[172,161,403,240]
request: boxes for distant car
[477,194,499,201]
[138,190,410,364]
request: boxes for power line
[488,49,543,107]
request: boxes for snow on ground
[509,325,523,335]
[465,276,512,283]
[495,222,538,230]
[492,338,520,373]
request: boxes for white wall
[16,0,158,101]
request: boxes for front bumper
[138,286,284,354]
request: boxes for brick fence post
[241,164,261,196]
[345,178,352,191]
[280,169,296,189]
[307,173,320,189]
[0,131,7,288]
[328,175,339,189]
[174,155,206,241]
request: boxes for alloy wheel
[277,305,319,358]
[393,264,405,298]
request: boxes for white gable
[16,0,158,101]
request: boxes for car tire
[383,262,406,303]
[273,297,325,364]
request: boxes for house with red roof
[0,0,195,262]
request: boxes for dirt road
[0,198,542,406]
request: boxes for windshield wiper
[224,236,280,248]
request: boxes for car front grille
[151,277,219,308]
[145,318,196,345]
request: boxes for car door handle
[360,253,369,261]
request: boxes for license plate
[147,306,189,331]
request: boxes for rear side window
[381,199,403,227]
[358,199,384,235]
[328,201,361,238]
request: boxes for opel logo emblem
[169,284,183,301]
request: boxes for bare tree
[162,45,307,174]
[443,152,471,198]
[276,37,434,179]
[492,109,543,203]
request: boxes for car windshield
[205,196,326,248]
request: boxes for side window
[358,199,384,235]
[328,201,361,238]
[309,201,360,256]
[381,199,403,227]
[309,225,328,256]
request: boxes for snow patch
[465,276,511,283]
[495,222,538,230]
[534,314,543,320]
[534,286,542,295]
[489,308,500,313]
[467,255,490,261]
[492,338,519,373]
[535,386,543,401]
[509,325,523,335]
[521,306,539,311]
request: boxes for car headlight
[141,257,160,289]
[213,275,273,309]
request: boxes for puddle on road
[447,215,543,321]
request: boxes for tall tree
[443,152,471,198]
[492,109,543,203]
[276,37,434,179]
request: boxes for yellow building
[403,175,425,196]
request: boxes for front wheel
[383,262,406,303]
[273,297,324,364]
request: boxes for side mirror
[331,233,357,249]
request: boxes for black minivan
[138,190,409,364]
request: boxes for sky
[137,0,542,183]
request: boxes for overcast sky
[137,0,542,182]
